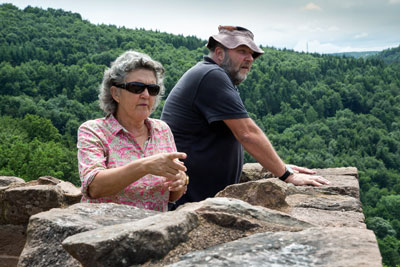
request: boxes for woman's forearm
[88,158,148,199]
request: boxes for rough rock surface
[218,167,364,229]
[240,165,360,198]
[0,176,82,267]
[239,163,274,183]
[216,178,290,209]
[0,176,25,187]
[0,224,26,267]
[62,209,198,266]
[168,227,380,267]
[62,198,312,266]
[1,165,382,267]
[0,177,81,225]
[18,203,159,267]
[288,207,365,228]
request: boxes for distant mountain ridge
[330,51,380,59]
[370,45,400,64]
[330,45,400,63]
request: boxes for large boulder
[0,177,81,225]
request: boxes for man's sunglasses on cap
[218,25,251,33]
[113,81,160,96]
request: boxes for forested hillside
[0,4,399,265]
[371,45,400,64]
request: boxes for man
[161,26,329,206]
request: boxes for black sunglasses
[113,81,160,96]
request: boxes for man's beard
[220,55,248,85]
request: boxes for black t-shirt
[161,57,249,205]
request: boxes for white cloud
[303,2,322,11]
[297,23,339,33]
[4,0,399,54]
[354,32,369,39]
[294,40,340,53]
[298,25,324,33]
[327,26,340,32]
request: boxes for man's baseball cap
[206,25,264,59]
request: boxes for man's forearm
[241,127,286,177]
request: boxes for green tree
[377,195,400,221]
[379,236,400,267]
[366,217,397,239]
[20,114,61,142]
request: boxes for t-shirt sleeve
[194,68,249,124]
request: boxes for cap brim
[207,34,264,58]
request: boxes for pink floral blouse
[77,114,176,212]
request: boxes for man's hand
[288,164,316,175]
[284,164,329,186]
[284,168,330,186]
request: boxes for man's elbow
[226,118,263,145]
[235,130,256,145]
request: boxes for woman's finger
[167,152,187,161]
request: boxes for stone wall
[0,165,382,266]
[0,176,81,267]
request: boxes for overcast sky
[3,0,400,53]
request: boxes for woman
[77,50,188,212]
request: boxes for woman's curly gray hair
[99,50,165,115]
